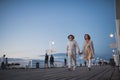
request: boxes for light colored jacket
[67,40,80,54]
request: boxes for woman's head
[84,34,91,40]
[68,34,75,41]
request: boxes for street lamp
[112,49,115,53]
[109,33,118,48]
[109,33,114,38]
[109,33,118,52]
[112,49,119,67]
[51,41,55,45]
[49,41,55,47]
[109,33,119,67]
[49,41,55,54]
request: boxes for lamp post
[109,33,118,50]
[109,33,118,55]
[109,33,119,67]
[112,49,119,67]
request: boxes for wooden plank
[111,67,120,80]
[0,66,120,80]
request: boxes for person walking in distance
[44,53,49,69]
[82,34,94,71]
[66,34,80,71]
[1,54,6,70]
[64,58,67,67]
[50,54,54,68]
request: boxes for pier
[0,65,120,80]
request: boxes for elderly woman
[82,34,94,71]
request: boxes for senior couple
[66,34,94,71]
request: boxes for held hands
[66,51,83,56]
[78,51,83,55]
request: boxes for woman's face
[69,36,74,41]
[84,35,89,41]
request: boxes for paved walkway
[0,65,120,80]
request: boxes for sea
[0,53,93,68]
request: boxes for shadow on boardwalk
[0,65,120,80]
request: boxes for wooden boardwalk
[0,65,120,80]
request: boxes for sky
[0,0,116,60]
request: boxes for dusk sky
[0,0,116,59]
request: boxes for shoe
[88,68,91,71]
[68,68,72,71]
[73,66,76,71]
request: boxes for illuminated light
[109,33,114,38]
